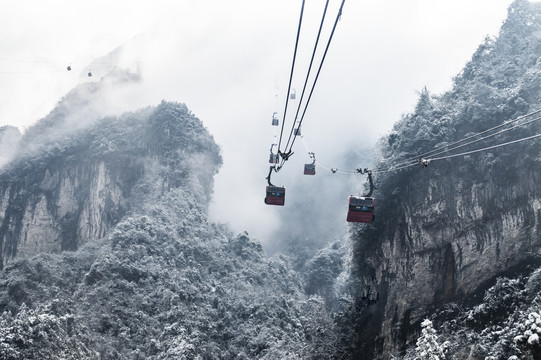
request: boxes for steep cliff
[347,1,541,358]
[0,77,221,269]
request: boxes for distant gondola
[269,153,280,164]
[304,163,315,175]
[272,112,279,126]
[290,88,296,100]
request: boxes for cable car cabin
[294,128,301,136]
[265,186,285,206]
[304,163,315,175]
[290,89,296,100]
[269,153,279,164]
[347,196,375,223]
[272,112,279,126]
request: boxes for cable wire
[375,108,541,171]
[277,0,305,154]
[282,0,330,154]
[426,132,541,162]
[284,0,346,155]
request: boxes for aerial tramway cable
[299,107,541,175]
[375,108,541,172]
[276,0,305,159]
[425,132,541,162]
[281,0,330,156]
[283,0,346,157]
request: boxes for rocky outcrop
[348,1,541,358]
[0,160,130,264]
[0,92,221,269]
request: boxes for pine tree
[414,319,445,360]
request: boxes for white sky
[0,0,527,242]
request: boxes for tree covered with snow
[403,267,541,359]
[411,320,446,360]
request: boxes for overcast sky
[0,0,526,241]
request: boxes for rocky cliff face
[0,78,221,269]
[348,1,541,358]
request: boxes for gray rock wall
[368,159,541,357]
[0,160,130,268]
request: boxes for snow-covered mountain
[0,72,340,358]
[343,1,541,358]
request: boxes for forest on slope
[0,80,343,358]
[341,0,541,358]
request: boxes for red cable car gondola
[304,163,315,175]
[347,171,375,223]
[346,196,375,223]
[265,186,285,206]
[304,152,316,175]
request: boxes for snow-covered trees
[0,97,341,358]
[412,320,446,360]
[403,269,541,359]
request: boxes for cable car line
[418,108,541,159]
[420,114,541,160]
[283,0,346,158]
[300,109,541,175]
[300,136,361,174]
[375,108,541,171]
[424,132,541,163]
[281,0,330,155]
[375,109,541,170]
[376,113,541,172]
[276,0,306,158]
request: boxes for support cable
[277,0,305,156]
[284,0,346,156]
[375,108,541,171]
[282,0,330,154]
[425,133,541,162]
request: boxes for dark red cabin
[346,196,375,223]
[265,186,285,206]
[304,163,315,175]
